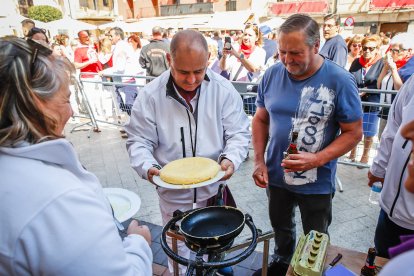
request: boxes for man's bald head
[77,30,90,45]
[170,30,208,59]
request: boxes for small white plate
[153,171,225,190]
[103,188,141,222]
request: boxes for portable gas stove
[160,184,258,276]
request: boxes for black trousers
[267,186,333,264]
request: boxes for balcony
[160,2,214,16]
[269,0,328,16]
[369,0,414,10]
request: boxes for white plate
[153,171,225,190]
[103,188,141,222]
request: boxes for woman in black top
[348,35,384,164]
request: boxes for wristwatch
[239,53,244,61]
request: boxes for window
[79,0,97,9]
[226,1,236,11]
[18,0,33,16]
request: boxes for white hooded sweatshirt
[370,75,414,230]
[0,139,152,275]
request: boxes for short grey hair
[110,27,124,40]
[152,26,163,35]
[391,32,414,50]
[0,36,75,146]
[278,14,320,47]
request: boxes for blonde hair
[0,36,75,146]
[362,34,382,48]
[100,37,112,54]
[347,35,363,52]
[208,43,218,60]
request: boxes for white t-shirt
[225,46,266,82]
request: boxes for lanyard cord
[185,87,200,157]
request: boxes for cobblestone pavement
[65,122,380,256]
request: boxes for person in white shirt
[100,27,144,116]
[0,36,152,276]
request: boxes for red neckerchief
[396,55,412,69]
[359,53,382,68]
[240,43,255,59]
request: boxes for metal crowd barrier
[74,72,394,190]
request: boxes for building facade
[267,0,414,34]
[10,0,414,34]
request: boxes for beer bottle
[360,247,376,276]
[287,131,299,155]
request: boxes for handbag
[206,184,237,208]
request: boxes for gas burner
[161,206,258,276]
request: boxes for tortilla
[160,157,220,185]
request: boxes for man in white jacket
[368,75,414,258]
[125,30,250,274]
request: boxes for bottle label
[371,184,382,193]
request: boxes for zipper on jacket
[389,144,411,217]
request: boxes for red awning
[370,0,414,10]
[270,1,328,16]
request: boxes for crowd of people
[0,14,414,276]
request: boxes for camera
[224,37,232,51]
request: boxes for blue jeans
[267,186,333,264]
[374,209,414,258]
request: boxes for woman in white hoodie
[368,75,414,259]
[0,36,152,276]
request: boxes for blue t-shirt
[256,58,362,194]
[319,35,348,68]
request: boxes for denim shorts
[363,112,380,137]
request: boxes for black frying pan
[180,206,245,248]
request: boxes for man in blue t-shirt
[252,14,363,276]
[319,13,348,68]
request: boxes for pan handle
[216,183,225,206]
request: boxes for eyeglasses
[352,43,362,48]
[362,46,377,52]
[390,48,403,54]
[27,39,53,75]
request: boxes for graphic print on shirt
[284,85,335,185]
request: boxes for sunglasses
[27,39,53,75]
[352,43,362,48]
[31,27,47,34]
[362,46,377,52]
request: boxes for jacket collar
[165,71,210,99]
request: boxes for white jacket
[370,75,414,230]
[0,139,152,276]
[125,69,251,204]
